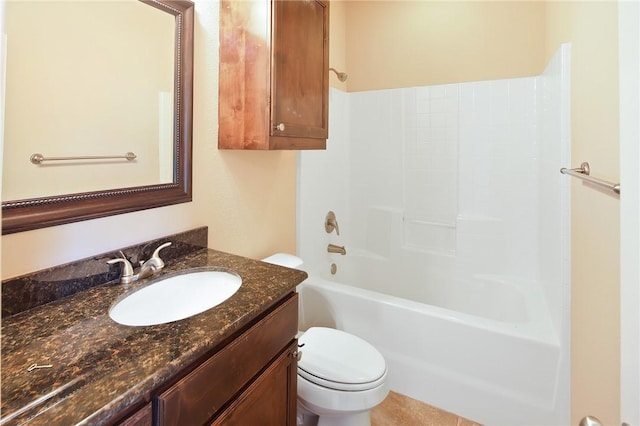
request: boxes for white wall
[537,45,572,338]
[536,43,572,423]
[297,89,350,274]
[619,1,640,423]
[301,46,569,298]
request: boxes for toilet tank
[261,253,304,269]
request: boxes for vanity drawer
[155,293,298,425]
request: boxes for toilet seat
[298,327,387,392]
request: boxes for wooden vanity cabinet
[218,0,329,150]
[116,293,298,426]
[157,293,298,425]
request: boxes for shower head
[329,67,348,82]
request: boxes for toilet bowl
[297,327,389,426]
[261,254,390,426]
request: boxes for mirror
[2,0,194,234]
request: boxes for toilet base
[297,402,371,426]
[297,411,318,426]
[318,411,371,426]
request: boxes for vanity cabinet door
[116,403,152,426]
[209,341,298,426]
[155,293,298,425]
[218,0,329,150]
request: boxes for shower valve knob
[325,211,340,235]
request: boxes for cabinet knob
[291,350,302,361]
[275,123,285,132]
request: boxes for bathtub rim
[297,275,560,347]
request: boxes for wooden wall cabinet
[219,0,329,150]
[116,293,298,425]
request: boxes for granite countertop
[0,247,307,425]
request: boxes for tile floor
[371,391,483,426]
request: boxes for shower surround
[297,45,571,425]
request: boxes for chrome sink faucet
[108,242,172,284]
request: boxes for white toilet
[297,327,389,426]
[262,254,390,426]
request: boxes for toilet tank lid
[298,327,387,385]
[261,253,304,269]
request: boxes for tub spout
[327,244,346,255]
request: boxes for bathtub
[297,256,565,426]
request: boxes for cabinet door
[270,0,329,149]
[155,294,298,425]
[210,342,298,426]
[117,403,152,426]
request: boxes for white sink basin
[109,269,242,326]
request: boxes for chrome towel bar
[30,152,137,165]
[560,162,620,195]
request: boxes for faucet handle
[107,251,135,283]
[325,211,340,236]
[148,242,172,268]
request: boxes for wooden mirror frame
[2,0,194,235]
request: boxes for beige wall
[1,0,297,279]
[344,1,546,91]
[546,2,621,425]
[329,0,348,90]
